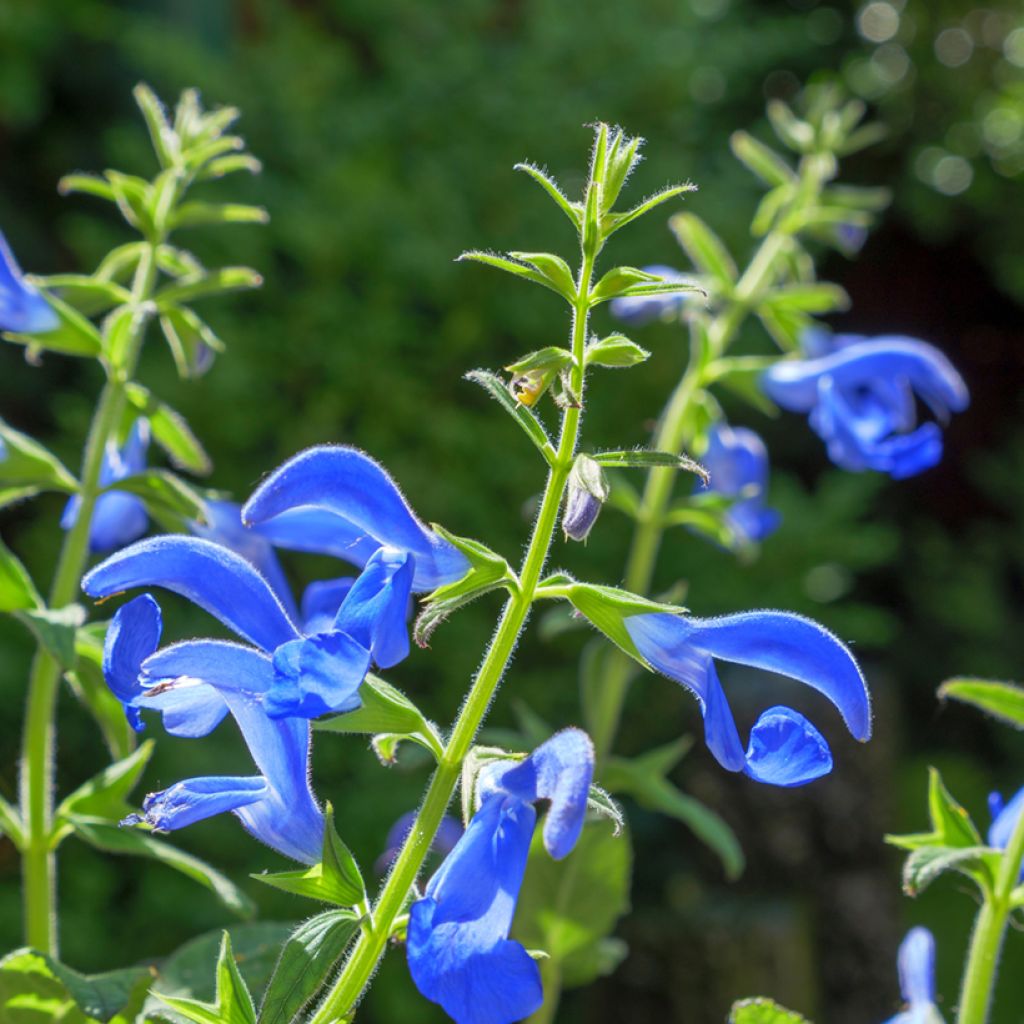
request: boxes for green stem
[309,248,598,1024]
[957,808,1024,1024]
[19,243,160,952]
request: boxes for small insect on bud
[509,368,554,407]
[563,454,609,542]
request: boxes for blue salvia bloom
[702,422,780,545]
[61,419,150,552]
[988,785,1024,879]
[609,263,690,326]
[407,729,594,1024]
[761,334,968,479]
[0,230,58,334]
[105,594,324,863]
[885,927,943,1024]
[624,611,870,785]
[241,445,470,592]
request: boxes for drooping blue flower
[0,231,58,334]
[241,446,470,592]
[609,264,690,326]
[83,532,412,719]
[623,610,870,786]
[885,927,943,1024]
[701,422,780,545]
[62,419,150,553]
[105,594,324,863]
[407,729,594,1024]
[762,334,968,479]
[988,785,1024,879]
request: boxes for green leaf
[730,132,795,187]
[766,100,815,152]
[35,276,132,317]
[315,674,444,761]
[603,183,697,237]
[592,448,708,484]
[200,154,263,180]
[0,537,42,612]
[902,845,993,897]
[507,252,577,301]
[504,346,574,376]
[464,369,555,464]
[938,678,1024,731]
[927,767,983,847]
[257,910,361,1024]
[0,793,25,849]
[134,82,178,169]
[756,302,811,352]
[105,171,156,237]
[669,212,737,286]
[253,804,365,908]
[584,335,649,369]
[124,383,212,475]
[512,818,631,989]
[729,997,811,1024]
[16,605,86,671]
[157,933,256,1024]
[760,283,850,315]
[58,173,117,204]
[105,469,207,525]
[513,163,580,228]
[157,267,263,305]
[70,815,254,917]
[457,251,569,300]
[4,293,104,358]
[159,306,226,378]
[590,265,696,305]
[0,420,78,492]
[172,203,270,229]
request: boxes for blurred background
[0,0,1022,1021]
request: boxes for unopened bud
[563,455,609,542]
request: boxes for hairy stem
[309,246,598,1024]
[19,243,159,952]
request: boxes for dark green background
[0,1,1022,1021]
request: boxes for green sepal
[756,302,810,352]
[134,82,178,169]
[584,335,649,369]
[157,932,257,1024]
[105,170,157,238]
[592,448,708,484]
[729,131,795,187]
[159,305,226,378]
[252,804,366,908]
[506,251,577,302]
[104,469,208,528]
[102,305,147,369]
[70,815,255,917]
[504,346,574,376]
[172,202,270,229]
[4,292,103,359]
[256,910,361,1024]
[464,369,556,464]
[599,126,642,213]
[938,677,1024,731]
[16,604,86,670]
[729,997,811,1024]
[603,740,744,880]
[767,100,815,153]
[155,245,204,279]
[157,267,263,305]
[125,383,213,475]
[669,212,737,287]
[513,163,580,229]
[315,674,444,762]
[901,845,996,898]
[0,536,42,612]
[94,242,147,283]
[34,275,132,317]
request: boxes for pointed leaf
[158,933,256,1024]
[730,998,810,1024]
[157,268,262,305]
[670,212,737,285]
[172,203,270,229]
[159,306,225,378]
[0,421,77,492]
[504,346,574,376]
[506,252,577,301]
[592,449,708,484]
[729,132,795,187]
[902,844,992,897]
[464,369,555,463]
[36,275,132,317]
[0,537,42,612]
[106,469,208,524]
[55,741,155,831]
[584,335,649,369]
[513,163,580,228]
[0,793,24,849]
[125,383,212,475]
[938,678,1024,731]
[604,183,697,236]
[16,604,86,670]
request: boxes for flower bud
[562,454,609,542]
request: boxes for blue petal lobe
[898,927,937,1005]
[989,785,1024,851]
[103,593,162,731]
[0,231,59,334]
[134,775,267,831]
[267,631,371,719]
[742,706,833,786]
[301,576,356,634]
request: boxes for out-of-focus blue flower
[609,264,690,326]
[885,927,943,1024]
[624,611,870,786]
[988,785,1024,879]
[762,334,968,479]
[702,423,780,545]
[83,532,412,719]
[61,419,150,553]
[407,729,594,1024]
[241,446,470,592]
[0,231,58,334]
[106,594,323,863]
[375,811,464,875]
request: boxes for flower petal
[267,631,371,719]
[0,231,59,334]
[83,536,300,651]
[988,785,1024,851]
[103,593,163,731]
[130,775,268,831]
[241,446,470,591]
[898,927,937,1005]
[743,706,833,786]
[301,577,355,634]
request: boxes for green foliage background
[0,0,1022,1021]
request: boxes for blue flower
[762,334,968,478]
[83,532,412,719]
[988,785,1024,879]
[61,419,150,553]
[0,231,58,334]
[407,729,594,1024]
[241,445,470,592]
[624,611,870,786]
[609,264,690,326]
[702,423,780,545]
[105,594,324,863]
[885,927,942,1024]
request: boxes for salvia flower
[761,334,968,479]
[83,533,411,720]
[407,729,594,1024]
[241,445,470,592]
[62,419,150,553]
[885,927,943,1024]
[562,454,608,542]
[701,422,780,545]
[988,785,1024,879]
[624,611,870,786]
[609,264,690,326]
[0,230,58,334]
[105,594,324,863]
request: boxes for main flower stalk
[309,248,597,1024]
[19,241,161,952]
